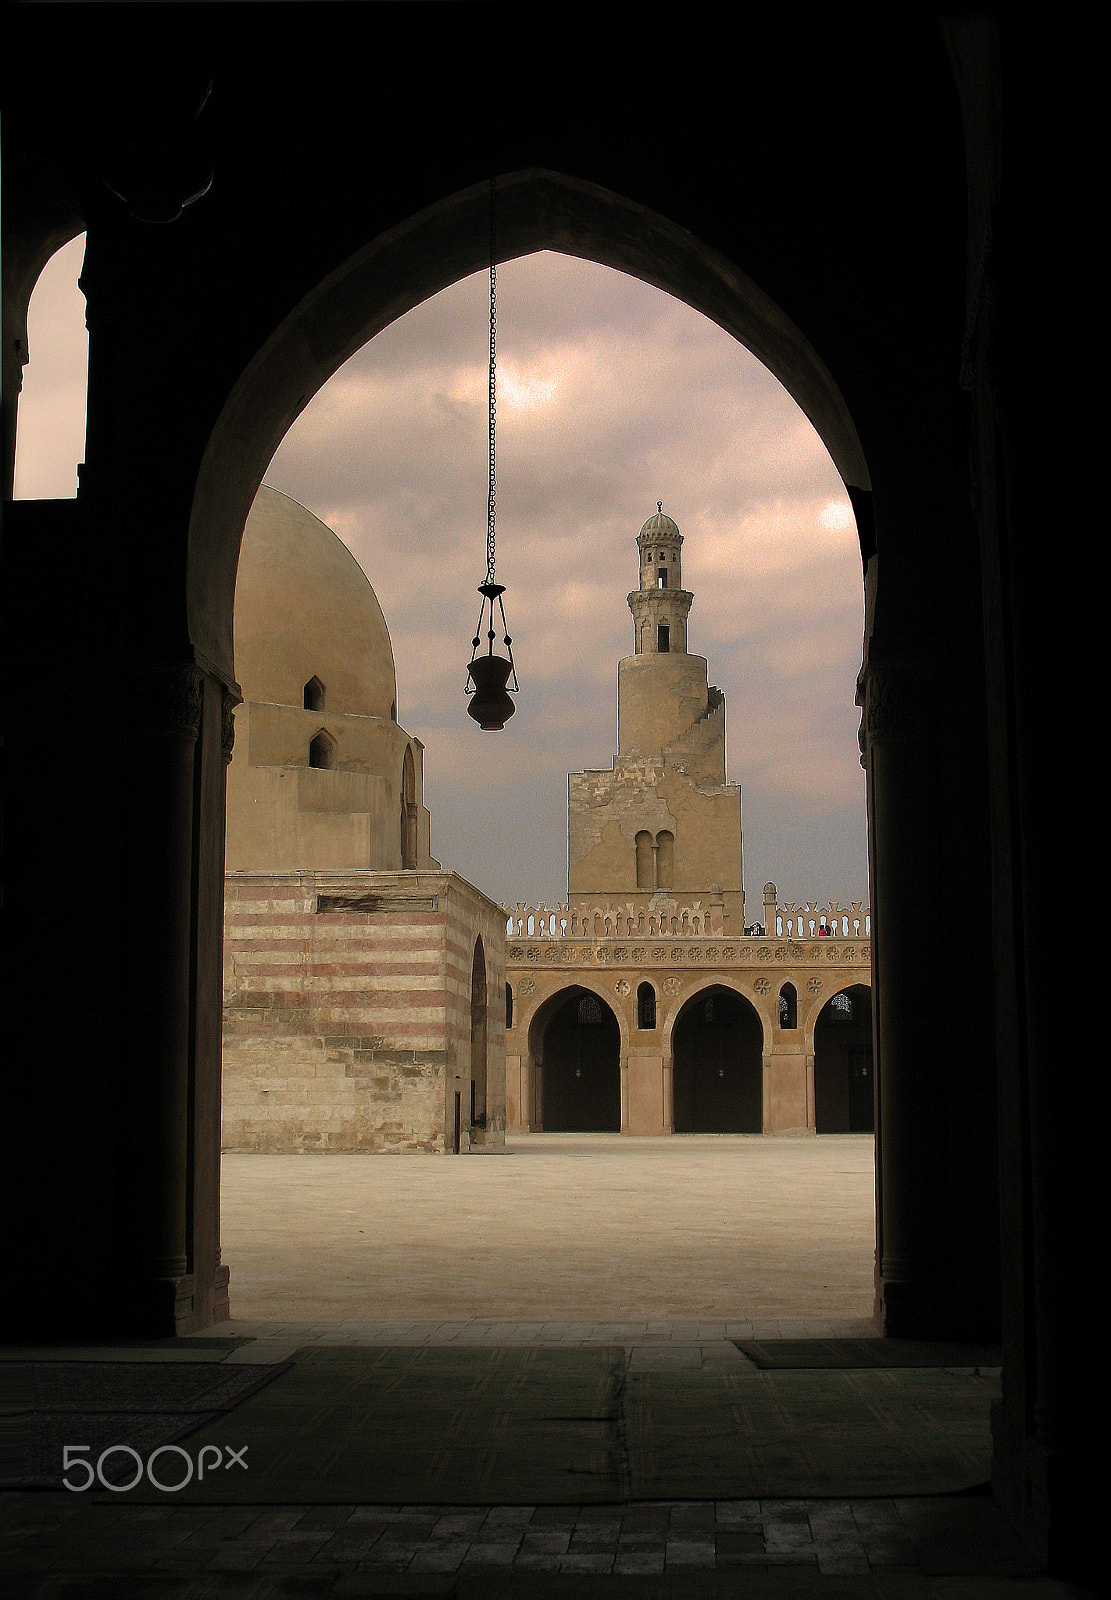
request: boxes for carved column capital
[135,662,205,741]
[221,685,241,765]
[856,657,937,760]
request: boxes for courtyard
[220,1133,877,1334]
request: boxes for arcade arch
[671,985,764,1134]
[527,984,622,1133]
[813,982,874,1133]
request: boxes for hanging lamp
[465,177,519,730]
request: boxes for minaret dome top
[637,503,682,545]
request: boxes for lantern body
[467,653,516,730]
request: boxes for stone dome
[234,486,397,718]
[638,505,681,542]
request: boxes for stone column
[532,1050,544,1132]
[662,1050,674,1133]
[119,662,204,1330]
[859,654,947,1333]
[619,1054,630,1133]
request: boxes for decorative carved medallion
[632,947,647,962]
[613,947,628,962]
[807,977,823,994]
[664,976,682,995]
[705,946,720,961]
[518,978,535,996]
[614,979,630,995]
[753,978,771,995]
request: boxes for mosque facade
[505,508,872,1137]
[221,486,507,1155]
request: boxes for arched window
[303,675,325,711]
[505,983,514,1029]
[635,830,654,890]
[778,982,798,1029]
[656,830,674,889]
[637,982,656,1030]
[308,730,336,769]
[400,745,417,868]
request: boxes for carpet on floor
[735,1338,1003,1370]
[72,1345,1000,1505]
[7,1358,291,1489]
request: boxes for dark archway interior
[470,939,487,1126]
[540,989,620,1132]
[673,987,762,1133]
[814,985,874,1133]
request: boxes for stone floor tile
[517,1529,572,1555]
[559,1550,616,1572]
[460,1542,519,1567]
[407,1540,469,1571]
[716,1529,766,1560]
[666,1539,717,1566]
[614,1549,666,1574]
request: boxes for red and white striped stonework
[222,871,506,1153]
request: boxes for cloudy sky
[17,237,869,917]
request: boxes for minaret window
[308,730,336,769]
[303,675,325,711]
[635,830,654,890]
[656,830,674,888]
[657,567,667,588]
[657,624,670,652]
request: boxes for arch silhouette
[186,171,869,684]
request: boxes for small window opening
[637,982,656,1030]
[303,676,325,711]
[308,730,336,769]
[779,982,798,1029]
[657,567,668,588]
[831,991,853,1021]
[506,983,514,1029]
[657,624,670,652]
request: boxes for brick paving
[8,1494,1054,1594]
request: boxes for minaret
[628,503,693,656]
[618,505,712,758]
[568,502,742,909]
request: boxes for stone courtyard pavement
[6,1137,1088,1597]
[219,1133,878,1329]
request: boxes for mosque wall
[222,870,506,1152]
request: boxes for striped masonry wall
[222,870,506,1153]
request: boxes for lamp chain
[486,185,497,587]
